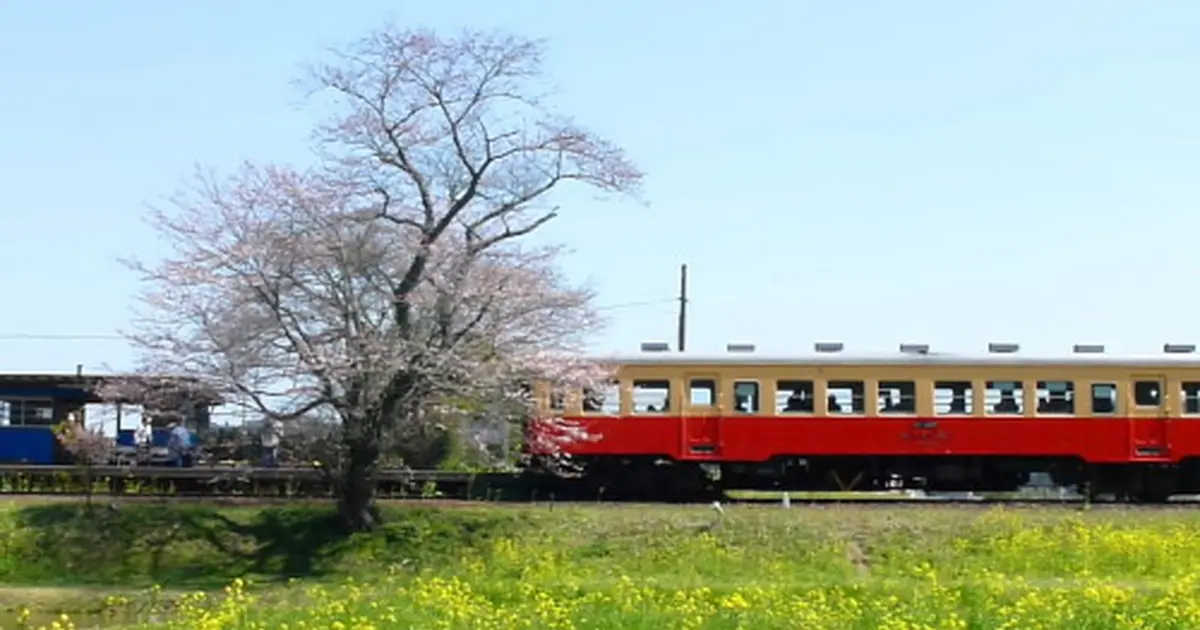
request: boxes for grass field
[4,500,1200,628]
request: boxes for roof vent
[814,342,844,353]
[988,342,1019,354]
[1073,344,1105,354]
[726,343,755,353]
[899,343,930,355]
[639,342,670,352]
[1164,343,1196,354]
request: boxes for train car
[0,372,221,466]
[524,341,1200,502]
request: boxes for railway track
[3,464,1200,506]
[0,493,1197,509]
[0,463,523,500]
[2,460,1200,506]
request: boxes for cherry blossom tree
[120,26,642,532]
[54,412,114,507]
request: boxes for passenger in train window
[827,381,864,414]
[779,381,814,412]
[879,391,894,412]
[1049,390,1072,413]
[935,381,972,415]
[1091,383,1117,414]
[633,380,671,413]
[1036,381,1074,414]
[877,381,916,414]
[1182,383,1200,414]
[995,390,1019,413]
[733,381,760,414]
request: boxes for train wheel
[1126,467,1176,504]
[1132,489,1172,504]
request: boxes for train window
[776,380,815,414]
[734,381,760,413]
[934,381,973,415]
[1091,383,1118,415]
[1182,382,1200,415]
[689,379,717,406]
[582,381,620,415]
[632,380,671,413]
[4,400,54,426]
[827,381,865,415]
[984,381,1024,415]
[549,391,566,411]
[0,401,8,426]
[1134,381,1162,407]
[1036,381,1075,415]
[877,381,916,414]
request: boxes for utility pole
[677,264,688,352]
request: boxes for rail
[0,464,495,482]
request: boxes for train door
[682,375,720,455]
[1129,375,1170,458]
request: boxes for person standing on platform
[134,417,153,464]
[166,420,192,467]
[260,418,281,467]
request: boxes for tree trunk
[338,432,382,533]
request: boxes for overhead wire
[0,296,684,340]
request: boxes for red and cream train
[524,341,1200,501]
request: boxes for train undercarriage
[526,455,1200,504]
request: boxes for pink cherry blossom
[119,26,642,531]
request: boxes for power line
[595,298,677,312]
[0,333,123,340]
[0,298,682,340]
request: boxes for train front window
[1182,382,1200,415]
[1036,381,1075,415]
[877,381,915,414]
[734,381,760,413]
[935,381,973,415]
[1091,383,1117,415]
[1134,381,1161,407]
[827,381,864,415]
[632,380,671,413]
[776,380,815,414]
[985,381,1024,415]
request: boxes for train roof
[0,372,225,403]
[593,343,1200,367]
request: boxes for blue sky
[2,0,1200,374]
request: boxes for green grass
[5,500,1200,627]
[0,500,530,589]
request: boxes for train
[0,372,215,466]
[10,342,1200,503]
[522,341,1200,502]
